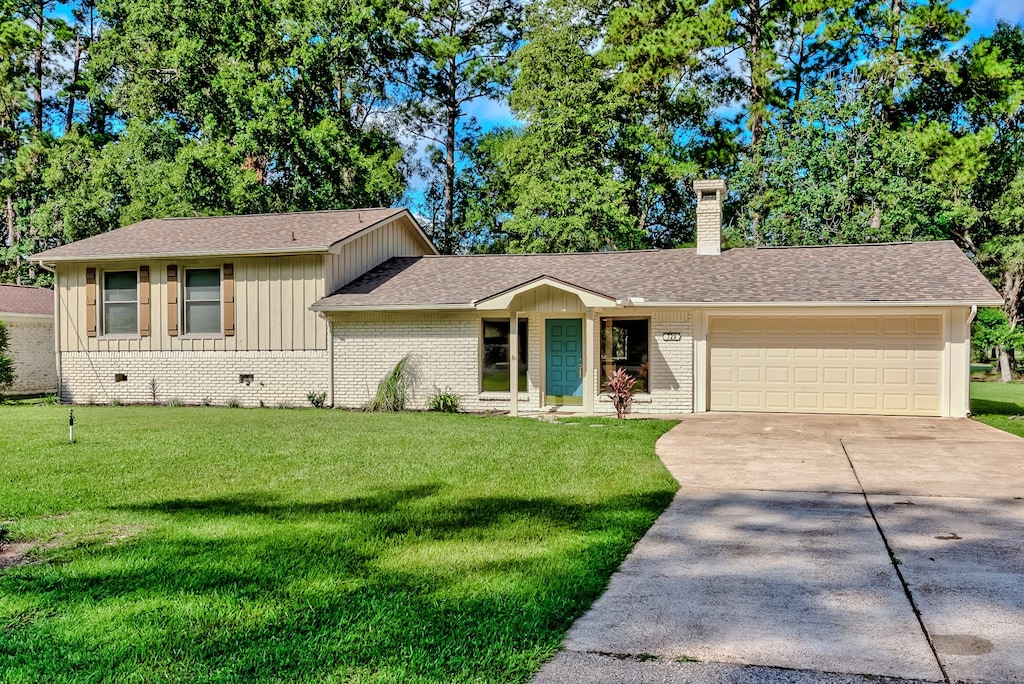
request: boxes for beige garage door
[709,316,944,416]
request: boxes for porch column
[583,308,595,415]
[509,310,519,417]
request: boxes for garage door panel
[823,367,849,385]
[709,315,943,417]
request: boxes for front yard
[0,407,677,683]
[971,381,1024,437]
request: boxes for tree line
[2,0,1023,371]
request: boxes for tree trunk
[999,270,1022,382]
[65,34,83,134]
[32,0,44,132]
[5,195,14,248]
[747,1,764,152]
[998,344,1013,383]
[443,59,458,255]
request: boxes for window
[601,318,650,392]
[184,268,221,334]
[102,271,138,335]
[482,319,528,392]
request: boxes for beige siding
[509,285,586,313]
[324,217,429,294]
[56,256,326,352]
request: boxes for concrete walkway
[534,414,1024,684]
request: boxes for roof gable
[474,275,617,310]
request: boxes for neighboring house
[0,284,57,395]
[33,180,1003,417]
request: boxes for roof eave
[637,299,1006,308]
[310,303,476,313]
[33,245,331,263]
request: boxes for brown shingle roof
[32,208,412,261]
[314,241,1003,309]
[0,284,54,316]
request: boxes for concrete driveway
[534,414,1024,684]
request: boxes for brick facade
[2,315,57,395]
[60,350,327,407]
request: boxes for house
[32,180,1003,417]
[0,284,58,395]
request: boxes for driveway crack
[839,437,950,684]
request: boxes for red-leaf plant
[603,367,637,419]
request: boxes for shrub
[0,319,15,402]
[364,355,413,412]
[40,393,60,405]
[226,398,241,408]
[307,391,328,409]
[603,367,637,419]
[165,398,184,407]
[427,387,461,413]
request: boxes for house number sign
[662,332,682,342]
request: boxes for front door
[545,318,583,405]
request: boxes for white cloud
[965,0,1024,27]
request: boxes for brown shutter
[138,265,151,337]
[223,263,235,336]
[167,265,178,337]
[85,267,97,337]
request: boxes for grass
[971,381,1024,437]
[0,406,678,684]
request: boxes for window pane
[186,301,221,334]
[186,268,220,301]
[482,320,510,391]
[600,318,650,391]
[105,302,137,335]
[482,319,530,392]
[104,271,137,302]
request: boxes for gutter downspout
[324,314,335,408]
[40,262,61,400]
[966,305,978,417]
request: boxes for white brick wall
[60,350,328,407]
[331,312,541,411]
[593,310,694,415]
[331,310,694,414]
[2,315,57,394]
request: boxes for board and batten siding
[57,255,327,352]
[324,217,428,293]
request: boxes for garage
[708,315,944,416]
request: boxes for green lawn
[971,381,1024,437]
[0,407,678,684]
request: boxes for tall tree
[395,0,521,254]
[731,79,943,246]
[464,0,710,253]
[906,22,1024,380]
[86,0,408,212]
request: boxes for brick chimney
[693,179,725,256]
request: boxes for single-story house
[0,283,58,395]
[32,179,1003,416]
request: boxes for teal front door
[545,318,583,405]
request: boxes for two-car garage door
[709,315,944,416]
